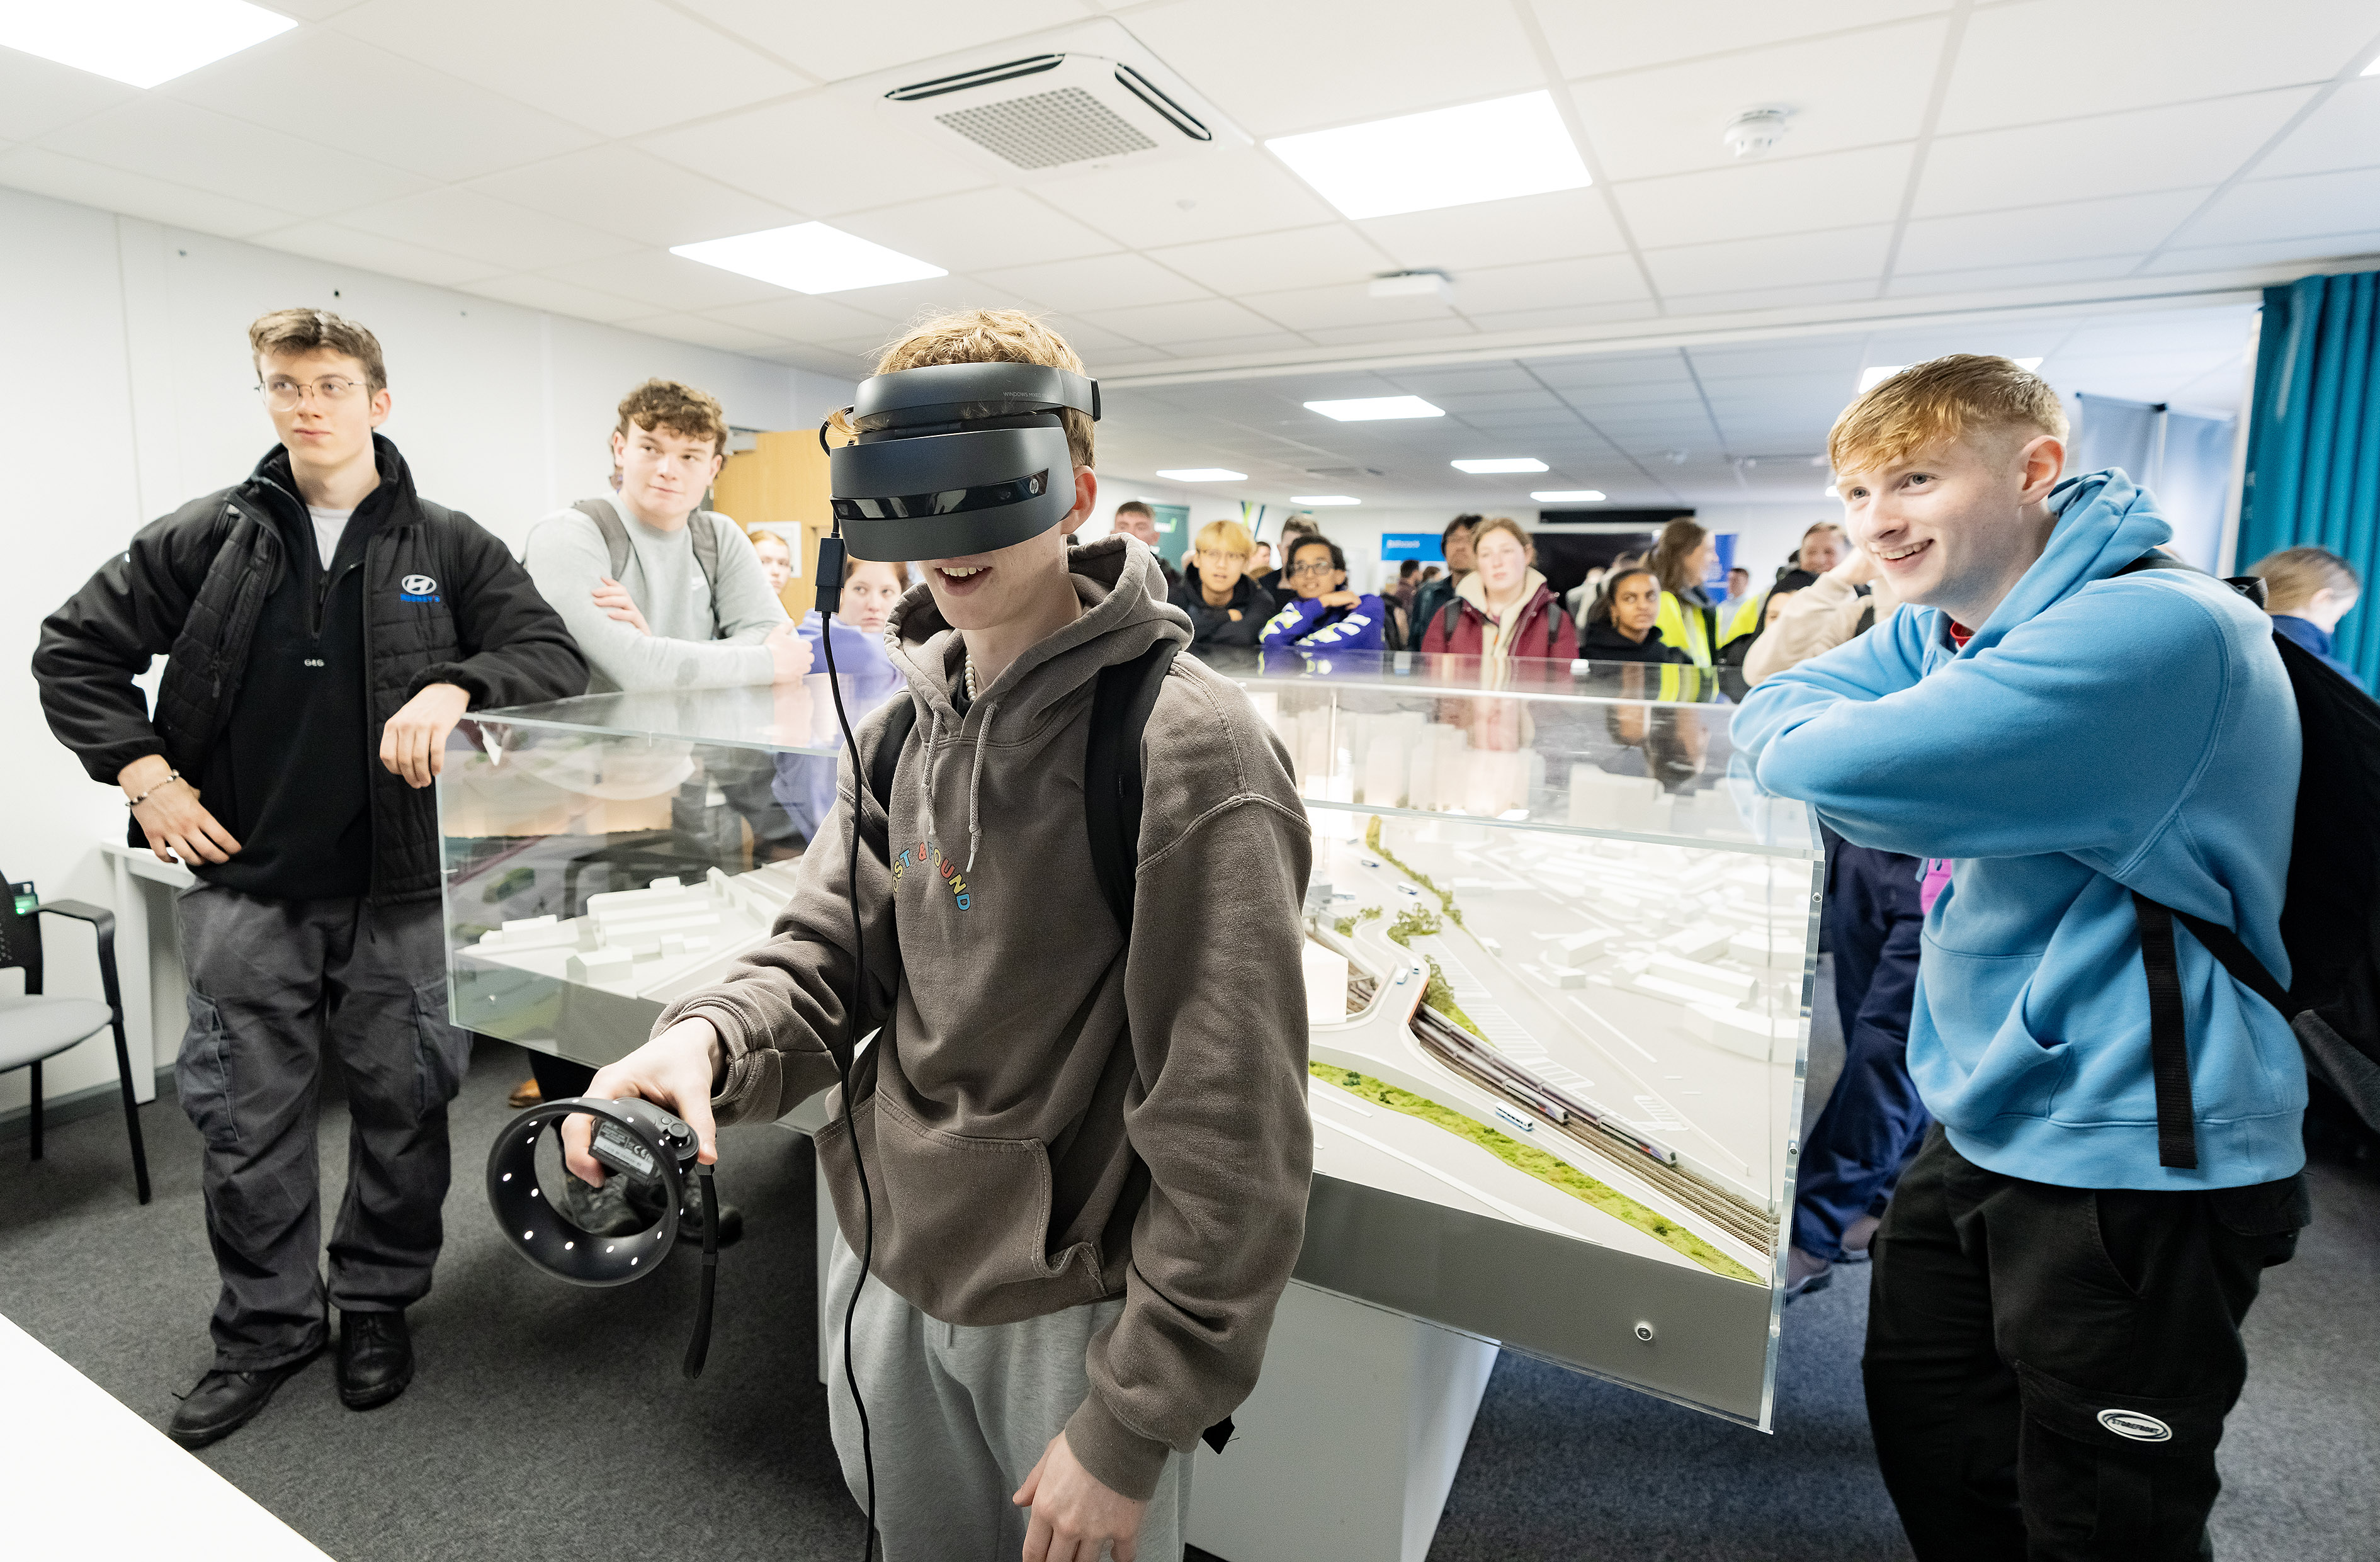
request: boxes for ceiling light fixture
[1451,458,1548,474]
[1290,494,1361,506]
[1858,356,2041,395]
[1304,395,1444,421]
[1266,91,1590,220]
[1531,489,1606,502]
[0,0,295,88]
[671,223,945,295]
[1155,468,1246,482]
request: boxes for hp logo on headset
[400,574,440,603]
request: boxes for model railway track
[1408,1005,1777,1252]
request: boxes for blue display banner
[1382,533,1445,562]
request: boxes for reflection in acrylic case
[437,647,1818,1429]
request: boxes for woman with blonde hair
[2251,545,2363,689]
[1417,516,1574,661]
[1168,518,1276,652]
[1646,518,1720,666]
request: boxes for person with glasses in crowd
[1169,519,1276,653]
[32,308,586,1448]
[1259,535,1386,652]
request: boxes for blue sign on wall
[1382,533,1445,562]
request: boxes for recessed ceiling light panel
[1303,396,1444,421]
[1266,91,1590,220]
[0,0,295,88]
[671,223,946,295]
[1451,458,1549,474]
[1155,468,1246,482]
[1531,490,1606,502]
[1289,495,1360,506]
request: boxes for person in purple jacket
[773,555,910,840]
[1259,535,1386,652]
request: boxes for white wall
[1,183,853,1113]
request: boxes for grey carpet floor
[3,1026,2374,1562]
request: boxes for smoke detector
[858,19,1246,182]
[1721,107,1793,159]
[1368,269,1452,302]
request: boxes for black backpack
[863,640,1179,936]
[2119,553,2380,1167]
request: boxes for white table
[0,1310,334,1559]
[96,840,194,1106]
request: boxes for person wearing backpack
[33,308,587,1447]
[1734,355,2306,1561]
[558,310,1313,1562]
[1417,516,1574,663]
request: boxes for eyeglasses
[1287,562,1336,579]
[258,376,368,412]
[1193,550,1245,565]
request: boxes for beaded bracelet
[125,771,185,809]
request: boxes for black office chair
[1,878,152,1203]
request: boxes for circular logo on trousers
[2097,1408,2173,1442]
[401,574,438,594]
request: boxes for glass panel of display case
[439,647,1818,1429]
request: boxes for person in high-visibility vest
[1648,518,1720,665]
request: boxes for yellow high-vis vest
[1654,591,1714,667]
[1714,591,1765,650]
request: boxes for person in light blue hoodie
[1734,356,2308,1562]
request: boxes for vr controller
[487,1094,719,1376]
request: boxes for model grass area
[1378,902,1490,1043]
[1331,905,1384,939]
[1313,1063,1759,1284]
[1365,814,1465,927]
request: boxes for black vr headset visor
[827,361,1099,562]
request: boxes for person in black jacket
[1167,518,1275,654]
[1577,566,1691,664]
[33,308,586,1449]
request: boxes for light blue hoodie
[1733,472,2303,1191]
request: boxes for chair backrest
[2,879,43,994]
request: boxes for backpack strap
[688,510,723,637]
[1084,640,1181,937]
[1435,599,1462,647]
[2115,550,2269,608]
[572,498,632,582]
[572,498,723,637]
[2130,893,2202,1170]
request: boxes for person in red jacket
[1418,516,1574,662]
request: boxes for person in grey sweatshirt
[563,311,1314,1562]
[521,378,808,694]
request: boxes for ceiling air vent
[862,20,1245,182]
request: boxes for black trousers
[1864,1127,2309,1560]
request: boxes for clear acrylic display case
[439,648,1820,1428]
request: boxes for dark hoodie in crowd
[1578,616,1692,664]
[1167,572,1276,652]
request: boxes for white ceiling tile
[332,0,810,138]
[1687,341,1869,380]
[1384,365,1544,394]
[38,98,433,217]
[253,220,507,287]
[1300,317,1484,348]
[1145,224,1397,296]
[975,252,1210,312]
[1534,353,1696,388]
[1884,256,2147,297]
[162,29,599,184]
[708,294,907,344]
[1230,281,1456,333]
[1031,146,1340,247]
[2140,234,2380,274]
[799,274,1048,326]
[1913,90,2316,217]
[1032,317,1168,357]
[339,188,646,270]
[2177,167,2380,246]
[1897,189,2209,273]
[1535,0,1949,77]
[540,249,796,311]
[467,145,802,249]
[1451,254,1651,314]
[1937,0,2380,133]
[1659,279,1883,314]
[458,273,653,324]
[1076,297,1290,345]
[1641,225,1892,295]
[638,93,989,217]
[1356,187,1629,273]
[0,146,294,237]
[835,189,1122,274]
[672,0,1091,82]
[615,312,793,353]
[1574,18,1947,182]
[2255,77,2380,178]
[1461,300,1665,334]
[1169,331,1316,358]
[1126,0,1548,140]
[754,341,876,375]
[1616,144,1914,249]
[0,49,139,141]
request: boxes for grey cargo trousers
[174,885,472,1371]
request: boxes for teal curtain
[2239,270,2380,681]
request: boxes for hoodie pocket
[1918,940,2073,1129]
[815,1094,1110,1324]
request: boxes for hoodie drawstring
[963,699,999,872]
[918,705,944,827]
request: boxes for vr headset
[824,360,1100,564]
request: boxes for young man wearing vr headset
[567,310,1313,1561]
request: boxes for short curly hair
[615,378,731,458]
[1830,354,2067,477]
[847,310,1094,468]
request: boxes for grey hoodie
[653,536,1314,1500]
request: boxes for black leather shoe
[336,1310,413,1410]
[167,1348,320,1449]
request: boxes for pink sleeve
[1918,857,1954,915]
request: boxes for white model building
[470,862,803,1005]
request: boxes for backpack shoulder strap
[867,694,917,815]
[2116,550,2270,608]
[572,499,632,583]
[688,510,723,637]
[1436,599,1463,645]
[1084,640,1181,937]
[2130,890,2296,1172]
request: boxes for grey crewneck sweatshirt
[523,497,788,693]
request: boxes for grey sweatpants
[175,885,470,1371]
[825,1234,1191,1562]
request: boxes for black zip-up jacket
[1577,617,1692,665]
[35,436,587,903]
[1167,573,1277,652]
